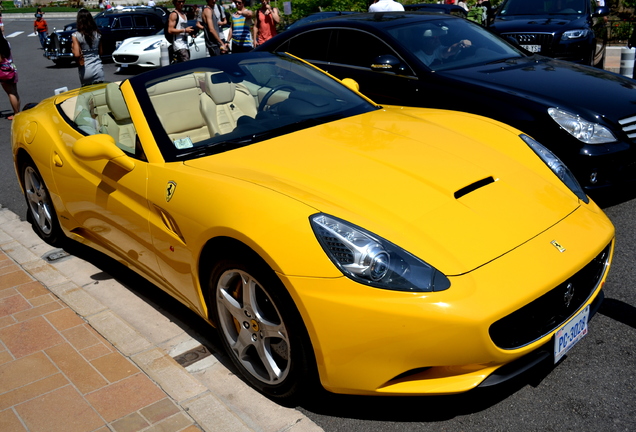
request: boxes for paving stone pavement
[0,205,323,432]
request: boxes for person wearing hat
[415,24,471,67]
[33,13,48,49]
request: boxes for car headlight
[144,41,163,51]
[548,108,616,144]
[520,134,589,203]
[310,214,451,292]
[561,29,589,40]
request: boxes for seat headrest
[105,82,131,121]
[205,72,235,105]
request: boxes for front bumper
[44,50,74,62]
[281,204,614,395]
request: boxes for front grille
[618,114,636,141]
[489,242,611,349]
[503,32,554,47]
[113,55,139,63]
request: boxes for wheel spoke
[255,339,283,381]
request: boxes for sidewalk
[0,205,322,432]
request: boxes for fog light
[589,172,598,184]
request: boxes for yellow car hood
[184,108,579,275]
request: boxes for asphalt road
[1,16,635,432]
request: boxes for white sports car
[112,29,209,68]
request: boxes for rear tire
[208,254,315,404]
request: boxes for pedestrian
[98,0,105,10]
[168,0,195,63]
[72,9,104,87]
[368,0,404,12]
[229,0,254,53]
[253,0,279,47]
[148,0,156,6]
[214,1,230,49]
[0,31,20,120]
[33,13,48,49]
[201,0,228,56]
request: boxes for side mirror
[593,6,609,17]
[73,134,135,172]
[341,78,360,92]
[370,55,408,74]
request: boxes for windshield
[387,18,524,71]
[137,54,375,160]
[95,15,115,28]
[498,0,587,16]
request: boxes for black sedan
[257,12,636,196]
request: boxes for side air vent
[454,177,495,199]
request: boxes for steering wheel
[258,85,296,112]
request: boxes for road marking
[6,31,24,38]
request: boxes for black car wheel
[22,162,64,246]
[209,254,315,403]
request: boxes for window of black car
[386,18,523,71]
[95,15,115,28]
[134,15,150,28]
[275,29,331,62]
[136,55,376,161]
[330,29,411,73]
[113,16,134,30]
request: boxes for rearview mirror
[73,134,135,172]
[341,78,360,92]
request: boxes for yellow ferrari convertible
[11,52,614,402]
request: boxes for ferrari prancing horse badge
[166,181,177,202]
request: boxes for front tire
[21,162,64,246]
[209,256,315,404]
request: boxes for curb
[0,205,323,432]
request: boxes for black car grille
[489,242,611,350]
[618,114,636,142]
[113,55,140,63]
[503,32,554,47]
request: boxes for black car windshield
[135,53,376,161]
[498,0,587,16]
[386,18,524,71]
[95,15,115,28]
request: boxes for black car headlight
[548,108,616,144]
[520,134,589,203]
[310,214,450,292]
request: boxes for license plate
[554,305,589,363]
[120,63,129,68]
[522,44,541,53]
[49,56,57,60]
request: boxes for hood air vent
[454,176,495,199]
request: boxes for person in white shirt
[148,0,156,6]
[368,0,404,12]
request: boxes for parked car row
[16,4,633,405]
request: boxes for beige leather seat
[200,72,257,136]
[147,74,209,144]
[100,82,137,153]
